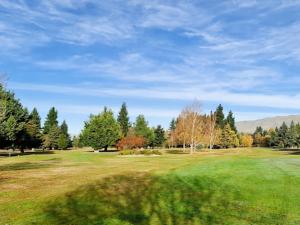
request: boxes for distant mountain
[236,115,300,133]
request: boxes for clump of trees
[0,85,71,152]
[80,103,166,151]
[253,121,300,149]
[167,102,240,153]
[43,107,71,150]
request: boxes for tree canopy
[81,108,121,151]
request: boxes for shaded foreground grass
[0,148,300,224]
[42,172,296,225]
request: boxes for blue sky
[1,0,300,134]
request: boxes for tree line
[0,85,71,152]
[1,84,261,153]
[252,121,300,149]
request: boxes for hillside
[236,115,300,133]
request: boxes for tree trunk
[20,148,24,154]
[104,145,108,151]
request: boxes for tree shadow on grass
[0,150,55,158]
[40,173,289,225]
[0,159,61,171]
[287,151,300,155]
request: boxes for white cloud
[9,82,300,110]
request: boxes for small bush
[119,149,162,156]
[140,149,162,155]
[119,150,137,155]
[166,149,187,154]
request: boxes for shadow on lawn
[0,159,61,171]
[41,173,289,225]
[287,151,300,155]
[277,149,300,155]
[0,150,54,158]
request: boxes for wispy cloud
[9,82,300,110]
[2,0,300,133]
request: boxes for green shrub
[119,149,162,156]
[119,150,137,155]
[166,149,187,154]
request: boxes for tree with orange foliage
[116,135,145,150]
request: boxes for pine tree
[215,104,225,129]
[43,126,61,150]
[117,102,130,137]
[0,85,28,150]
[225,110,237,133]
[286,121,297,148]
[169,118,176,131]
[26,108,42,148]
[134,115,154,147]
[43,107,58,134]
[153,125,165,147]
[29,108,41,129]
[58,133,69,150]
[60,120,71,148]
[5,116,19,149]
[254,126,263,136]
[221,123,239,148]
[273,122,288,148]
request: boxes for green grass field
[0,148,300,225]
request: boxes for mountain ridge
[236,114,300,133]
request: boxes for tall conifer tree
[117,102,130,137]
[43,107,58,134]
[215,104,225,129]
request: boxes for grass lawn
[0,148,300,224]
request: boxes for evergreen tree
[273,122,288,148]
[215,104,225,129]
[134,115,154,146]
[60,120,71,147]
[117,102,130,137]
[153,125,165,147]
[254,126,263,136]
[169,118,176,131]
[225,110,237,133]
[221,123,239,148]
[43,107,58,134]
[81,108,121,151]
[58,133,69,150]
[5,116,20,149]
[26,108,42,148]
[43,126,60,150]
[42,107,61,150]
[60,120,68,136]
[0,85,28,150]
[29,108,41,129]
[287,121,298,148]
